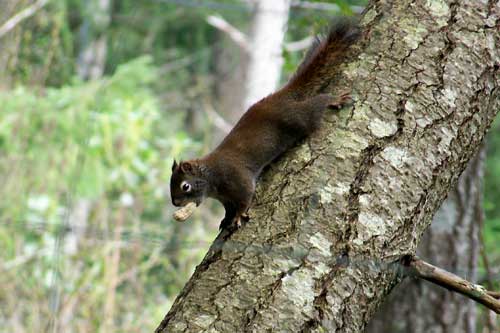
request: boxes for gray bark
[214,0,290,126]
[213,37,247,124]
[242,0,290,111]
[367,148,485,333]
[156,1,500,332]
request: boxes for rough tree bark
[367,147,485,332]
[157,1,500,332]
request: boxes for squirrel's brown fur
[171,20,360,229]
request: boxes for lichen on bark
[156,1,500,332]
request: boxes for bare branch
[284,36,314,52]
[0,0,49,38]
[2,250,45,270]
[243,0,365,14]
[243,0,359,13]
[488,291,500,299]
[405,256,500,314]
[206,15,249,52]
[290,0,340,11]
[203,99,232,134]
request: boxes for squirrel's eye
[180,181,192,192]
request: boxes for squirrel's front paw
[241,213,250,223]
[328,91,352,110]
[219,216,244,230]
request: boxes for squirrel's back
[283,19,360,99]
[171,18,361,229]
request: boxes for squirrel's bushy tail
[284,18,360,99]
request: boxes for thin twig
[0,0,49,38]
[404,256,500,314]
[2,249,47,270]
[284,36,314,52]
[206,15,249,51]
[203,98,233,134]
[291,0,364,13]
[290,0,340,11]
[207,14,314,53]
[488,291,500,299]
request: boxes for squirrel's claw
[241,213,250,222]
[328,91,352,110]
[219,215,247,231]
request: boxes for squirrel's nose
[173,199,181,206]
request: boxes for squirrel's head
[170,160,208,207]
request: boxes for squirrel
[170,20,360,229]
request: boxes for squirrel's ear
[180,161,194,175]
[172,159,178,172]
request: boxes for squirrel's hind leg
[326,91,352,110]
[286,92,351,134]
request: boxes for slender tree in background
[368,147,487,332]
[156,1,500,331]
[241,0,290,110]
[212,0,291,124]
[77,0,111,80]
[212,32,246,125]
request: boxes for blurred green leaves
[0,53,210,331]
[1,56,161,203]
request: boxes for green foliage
[106,1,217,74]
[485,118,500,218]
[483,116,500,289]
[0,56,213,331]
[8,0,75,86]
[2,56,160,206]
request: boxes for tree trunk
[214,0,290,125]
[156,1,500,332]
[76,0,111,80]
[213,33,247,125]
[241,0,290,111]
[367,147,485,333]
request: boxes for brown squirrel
[171,20,360,229]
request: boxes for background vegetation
[0,0,497,332]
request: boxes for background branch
[203,99,232,134]
[488,291,500,299]
[206,15,250,51]
[207,14,313,53]
[284,36,314,52]
[0,0,48,38]
[405,256,500,314]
